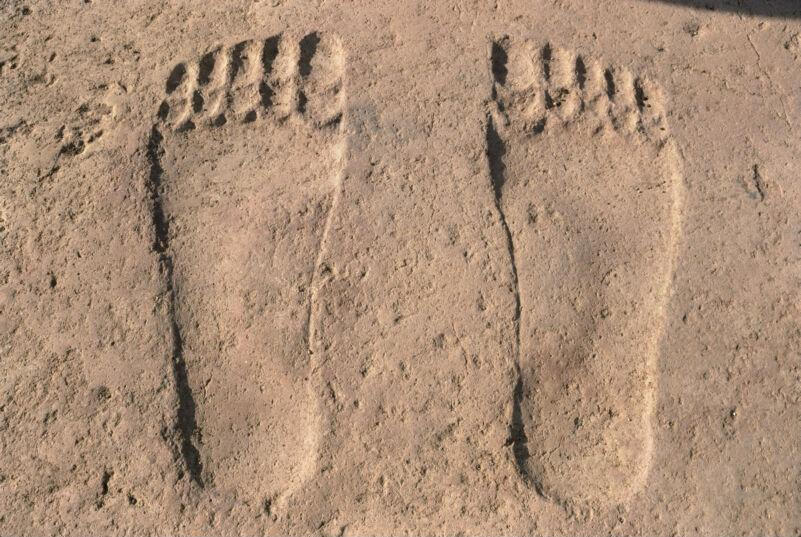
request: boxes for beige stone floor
[1,0,800,534]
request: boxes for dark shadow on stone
[645,0,801,18]
[146,126,204,488]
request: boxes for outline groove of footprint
[487,37,684,507]
[146,31,345,502]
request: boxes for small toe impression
[159,62,193,129]
[195,47,230,123]
[635,77,669,143]
[229,40,266,122]
[544,45,580,121]
[608,67,639,134]
[298,32,345,128]
[491,37,547,131]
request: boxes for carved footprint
[488,37,684,507]
[148,32,346,502]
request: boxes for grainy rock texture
[1,0,800,535]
